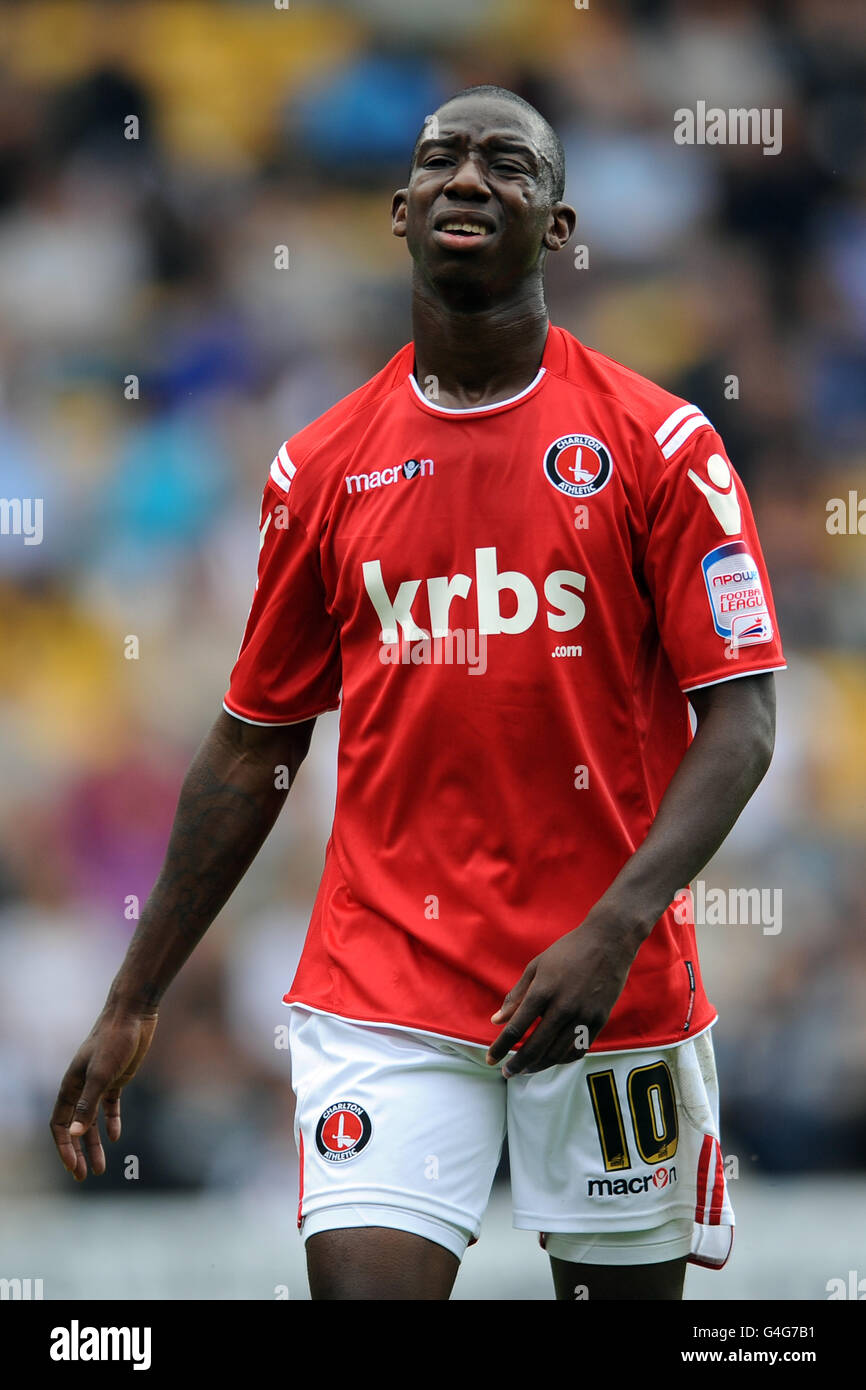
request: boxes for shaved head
[410,85,566,203]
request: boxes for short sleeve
[223,452,341,725]
[642,419,786,692]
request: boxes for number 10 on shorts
[586,1061,678,1171]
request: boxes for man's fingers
[102,1091,122,1144]
[83,1122,106,1176]
[51,1016,155,1180]
[68,1069,113,1139]
[49,1118,80,1175]
[57,1086,104,1181]
[508,1018,585,1076]
[51,1068,111,1179]
[490,963,537,1024]
[497,1017,567,1078]
[486,991,546,1065]
[70,1129,87,1182]
[50,1071,88,1173]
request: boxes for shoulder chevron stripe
[269,443,296,492]
[655,404,713,460]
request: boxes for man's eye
[492,161,526,174]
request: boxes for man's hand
[486,673,777,1079]
[48,709,317,1184]
[50,1010,158,1181]
[485,917,641,1076]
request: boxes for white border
[655,403,700,445]
[407,366,546,415]
[283,998,716,1057]
[660,411,711,460]
[222,699,339,727]
[681,663,787,693]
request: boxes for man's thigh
[306,1227,460,1300]
[288,1006,506,1299]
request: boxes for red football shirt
[224,324,786,1050]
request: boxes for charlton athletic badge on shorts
[543,433,613,498]
[315,1101,372,1163]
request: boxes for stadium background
[0,0,864,1299]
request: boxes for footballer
[51,86,785,1301]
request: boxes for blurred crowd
[0,0,864,1200]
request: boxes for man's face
[391,95,573,301]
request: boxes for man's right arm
[50,709,316,1181]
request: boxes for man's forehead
[427,100,542,149]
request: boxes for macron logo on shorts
[586,1166,678,1197]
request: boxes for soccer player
[51,86,786,1301]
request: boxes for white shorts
[288,1004,734,1269]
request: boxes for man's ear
[543,202,577,252]
[391,187,409,239]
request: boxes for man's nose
[443,154,491,199]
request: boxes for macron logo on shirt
[346,458,434,495]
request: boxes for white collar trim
[407,366,546,414]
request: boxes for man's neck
[410,270,551,410]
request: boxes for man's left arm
[486,671,776,1076]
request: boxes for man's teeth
[440,222,488,235]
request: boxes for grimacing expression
[391,96,574,298]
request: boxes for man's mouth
[438,219,490,236]
[432,216,496,251]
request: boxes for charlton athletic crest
[543,433,613,498]
[315,1101,372,1163]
